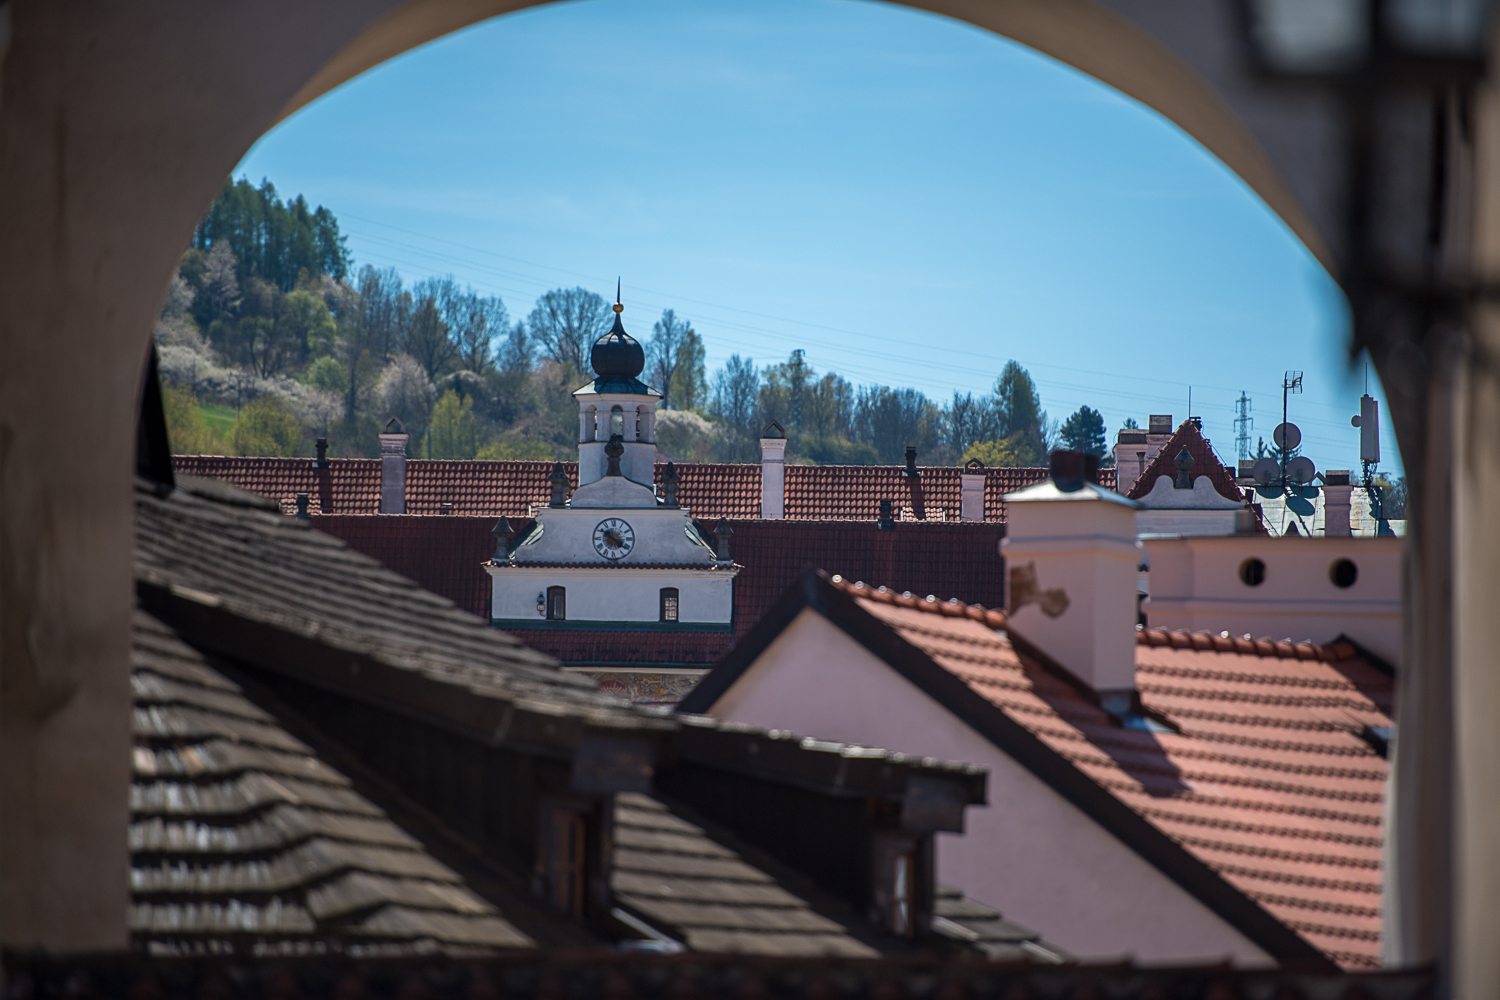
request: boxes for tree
[1123,417,1140,429]
[944,391,1001,458]
[989,360,1047,465]
[378,354,437,439]
[405,288,454,380]
[853,385,940,464]
[278,289,337,361]
[429,389,479,459]
[227,397,302,456]
[528,287,612,373]
[1060,405,1106,457]
[804,373,855,440]
[646,309,691,404]
[193,177,350,291]
[162,383,219,454]
[201,241,241,322]
[710,355,760,431]
[963,433,1032,468]
[668,330,707,411]
[759,351,813,435]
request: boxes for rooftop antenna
[616,277,621,305]
[1234,392,1252,462]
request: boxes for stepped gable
[1125,420,1243,504]
[129,610,534,955]
[826,576,1392,970]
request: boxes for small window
[1239,558,1266,587]
[546,586,566,621]
[660,588,680,622]
[1330,558,1358,588]
[610,406,624,438]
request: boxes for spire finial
[614,277,623,314]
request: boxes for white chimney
[1000,452,1143,704]
[1324,470,1353,537]
[760,421,787,519]
[960,463,986,522]
[379,418,408,514]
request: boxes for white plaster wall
[490,567,735,623]
[1137,510,1240,536]
[707,609,1275,966]
[1144,536,1402,662]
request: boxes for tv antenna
[1253,371,1315,492]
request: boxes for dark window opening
[1239,558,1266,587]
[1330,558,1358,588]
[536,801,592,918]
[871,830,926,939]
[660,588,679,622]
[546,586,566,621]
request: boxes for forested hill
[156,177,1114,466]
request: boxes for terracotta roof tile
[826,577,1392,970]
[1124,421,1243,503]
[174,456,1113,522]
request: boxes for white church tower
[486,293,738,630]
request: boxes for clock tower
[486,294,738,632]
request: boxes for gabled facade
[681,570,1392,969]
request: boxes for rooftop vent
[313,437,330,469]
[877,499,896,530]
[904,445,919,478]
[549,463,569,507]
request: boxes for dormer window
[660,588,679,622]
[534,796,604,919]
[546,586,566,621]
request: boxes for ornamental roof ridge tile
[1124,419,1243,503]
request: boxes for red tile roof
[1124,421,1244,504]
[831,578,1392,971]
[174,456,1113,522]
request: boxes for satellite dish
[1286,456,1316,484]
[1273,422,1302,451]
[1251,458,1281,485]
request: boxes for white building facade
[486,301,737,631]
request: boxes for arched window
[546,586,566,621]
[609,406,624,439]
[634,405,643,440]
[660,587,679,622]
[583,405,596,442]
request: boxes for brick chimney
[760,421,786,519]
[960,459,986,522]
[1000,451,1143,707]
[1324,469,1353,537]
[379,418,409,514]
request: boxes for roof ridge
[828,574,1009,628]
[1136,626,1358,662]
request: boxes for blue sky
[236,0,1400,476]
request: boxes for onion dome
[590,300,645,379]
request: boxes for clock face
[592,518,636,561]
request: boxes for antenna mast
[1234,392,1252,462]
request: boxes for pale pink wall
[710,608,1274,965]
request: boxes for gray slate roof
[130,610,531,955]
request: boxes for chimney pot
[877,499,896,530]
[904,445,919,478]
[313,437,330,468]
[1050,450,1086,493]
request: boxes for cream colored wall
[709,608,1274,965]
